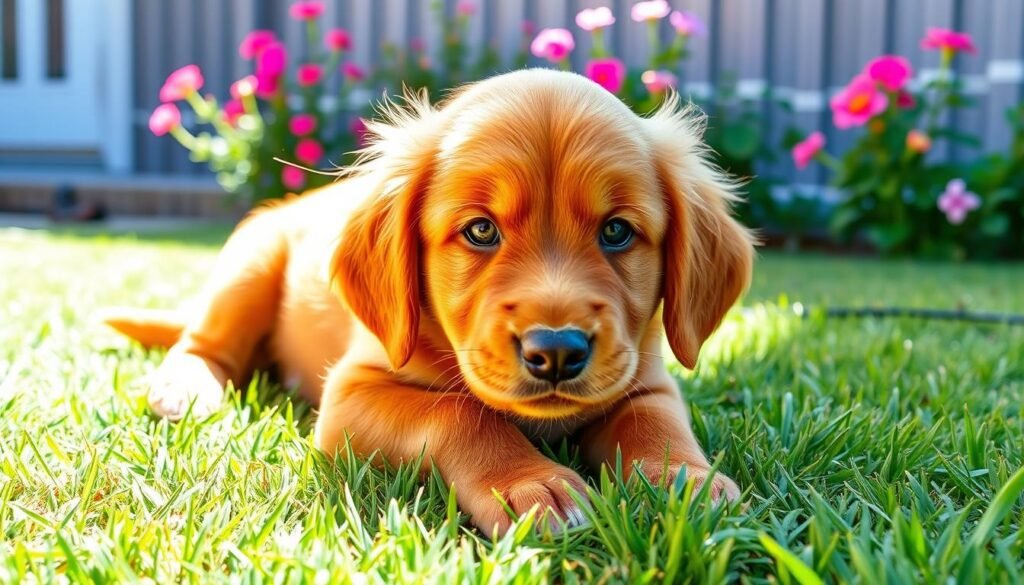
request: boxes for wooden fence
[132,0,1024,184]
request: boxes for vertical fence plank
[984,0,1024,151]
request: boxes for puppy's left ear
[644,96,756,369]
[330,91,441,370]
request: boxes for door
[0,0,101,155]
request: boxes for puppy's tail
[100,307,186,349]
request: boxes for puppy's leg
[316,366,588,535]
[149,213,287,420]
[580,387,740,502]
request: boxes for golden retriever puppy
[105,69,754,534]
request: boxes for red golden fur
[104,69,755,534]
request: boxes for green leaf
[759,533,824,585]
[968,465,1024,548]
[720,123,762,159]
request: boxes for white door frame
[99,0,133,173]
[0,0,132,172]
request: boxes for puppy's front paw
[147,353,225,421]
[639,462,741,503]
[464,461,589,536]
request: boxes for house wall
[131,0,1024,184]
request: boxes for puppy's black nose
[520,328,591,383]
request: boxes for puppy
[105,69,755,534]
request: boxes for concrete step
[0,170,247,220]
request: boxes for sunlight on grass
[1,229,1022,582]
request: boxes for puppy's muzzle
[518,328,591,384]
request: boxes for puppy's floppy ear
[330,91,441,370]
[644,95,756,369]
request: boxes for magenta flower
[159,65,204,102]
[282,166,306,191]
[830,74,888,129]
[455,1,476,17]
[223,99,244,126]
[921,27,977,55]
[350,117,369,148]
[325,28,352,52]
[631,0,670,22]
[149,103,181,136]
[576,7,615,31]
[669,10,705,36]
[896,89,916,109]
[289,1,324,21]
[585,58,626,94]
[239,30,277,60]
[296,138,324,165]
[290,114,318,136]
[230,75,258,99]
[521,21,537,36]
[865,55,912,91]
[255,72,280,99]
[938,179,980,224]
[342,62,366,82]
[531,28,575,63]
[297,64,323,87]
[641,69,677,94]
[257,42,288,78]
[791,131,825,169]
[410,37,426,53]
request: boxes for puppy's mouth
[459,361,636,420]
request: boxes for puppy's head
[334,70,754,419]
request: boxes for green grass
[2,227,1023,583]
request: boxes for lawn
[2,227,1023,583]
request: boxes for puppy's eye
[464,219,500,247]
[600,218,634,250]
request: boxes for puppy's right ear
[330,91,442,370]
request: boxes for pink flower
[158,65,204,102]
[531,28,575,63]
[585,58,626,94]
[289,1,324,21]
[255,72,280,99]
[342,62,366,82]
[576,7,615,32]
[906,130,931,154]
[230,75,258,99]
[921,27,977,55]
[896,90,916,109]
[296,138,324,165]
[455,1,476,16]
[938,179,980,224]
[641,69,677,93]
[257,42,288,78]
[521,21,537,36]
[865,55,912,91]
[325,28,352,52]
[290,114,318,136]
[350,117,369,148]
[282,166,306,191]
[239,30,277,60]
[631,0,670,22]
[830,74,888,129]
[410,37,426,53]
[791,131,825,169]
[669,10,705,36]
[149,103,181,136]
[223,99,245,126]
[297,64,323,87]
